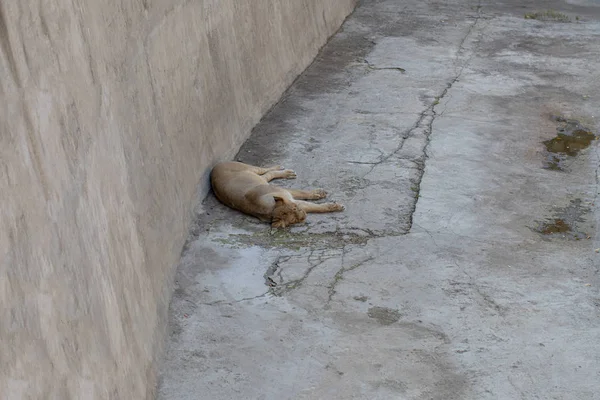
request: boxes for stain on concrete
[543,116,596,171]
[538,218,572,234]
[367,306,402,325]
[535,199,590,239]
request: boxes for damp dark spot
[544,129,595,156]
[367,306,401,325]
[543,117,596,171]
[534,199,590,239]
[538,218,571,234]
[544,155,564,171]
[524,10,571,23]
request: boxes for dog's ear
[272,194,288,206]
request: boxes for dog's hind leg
[262,169,297,181]
[256,165,285,174]
[220,161,283,175]
[244,164,284,175]
[286,188,327,200]
[295,200,344,213]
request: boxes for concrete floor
[158,1,600,399]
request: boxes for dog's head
[271,195,306,228]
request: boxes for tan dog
[211,161,344,228]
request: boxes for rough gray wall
[0,0,356,398]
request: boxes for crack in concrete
[475,286,507,316]
[260,246,377,304]
[353,7,486,234]
[453,257,507,316]
[266,249,337,296]
[454,2,483,66]
[346,160,380,165]
[406,4,484,231]
[419,214,508,317]
[264,255,292,287]
[194,291,271,307]
[417,220,508,316]
[364,59,406,73]
[326,250,375,305]
[412,222,441,248]
[359,4,484,176]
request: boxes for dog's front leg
[286,188,327,200]
[295,200,344,213]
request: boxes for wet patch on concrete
[217,230,373,250]
[534,198,591,239]
[367,306,402,325]
[524,10,572,22]
[538,218,572,234]
[543,115,596,171]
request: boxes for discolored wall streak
[0,0,356,398]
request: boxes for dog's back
[210,162,276,220]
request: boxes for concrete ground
[158,1,600,399]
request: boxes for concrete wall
[0,0,356,398]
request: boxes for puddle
[544,128,595,157]
[538,218,571,234]
[535,199,590,239]
[543,116,596,171]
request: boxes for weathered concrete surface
[160,0,600,399]
[0,1,356,398]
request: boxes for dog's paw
[330,203,345,212]
[313,189,328,199]
[282,169,297,179]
